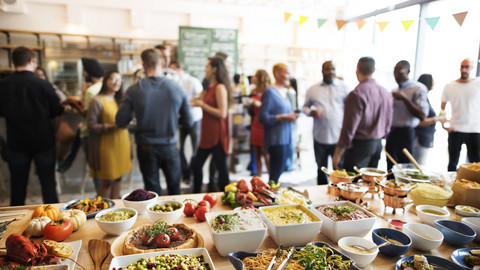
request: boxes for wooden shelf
[0,44,42,50]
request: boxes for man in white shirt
[441,58,480,171]
[169,60,203,181]
[303,61,349,184]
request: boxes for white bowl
[403,223,443,251]
[310,201,376,243]
[338,236,379,267]
[205,210,267,256]
[95,207,137,235]
[456,205,480,217]
[462,217,480,242]
[146,200,184,224]
[415,205,450,226]
[259,204,322,246]
[121,191,158,214]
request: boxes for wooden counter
[0,185,474,269]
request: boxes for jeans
[192,143,230,193]
[385,127,415,171]
[137,143,181,195]
[313,141,337,185]
[447,132,480,171]
[343,139,382,172]
[268,144,289,184]
[8,146,58,206]
[179,120,201,179]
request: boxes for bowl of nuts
[146,200,184,224]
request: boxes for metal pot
[337,182,368,201]
[380,180,412,197]
[322,167,357,184]
[357,167,388,183]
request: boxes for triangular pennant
[299,16,308,25]
[425,17,440,30]
[284,12,292,23]
[401,20,414,31]
[355,19,366,30]
[376,21,389,32]
[336,20,347,30]
[317,18,327,29]
[453,11,468,27]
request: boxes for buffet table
[0,185,474,269]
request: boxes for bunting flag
[355,19,366,30]
[377,21,389,32]
[284,12,292,23]
[317,18,327,29]
[336,20,347,30]
[453,11,468,27]
[425,17,440,30]
[299,16,308,25]
[402,20,414,31]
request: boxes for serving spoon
[351,241,391,252]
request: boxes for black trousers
[313,141,337,185]
[343,139,383,172]
[448,131,480,171]
[192,143,230,193]
[385,127,415,171]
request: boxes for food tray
[395,254,463,270]
[61,198,115,218]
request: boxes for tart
[123,223,198,255]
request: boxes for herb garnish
[325,205,356,217]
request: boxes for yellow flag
[299,16,308,25]
[284,12,292,23]
[377,21,389,32]
[453,11,468,27]
[336,20,347,30]
[402,20,414,31]
[355,19,366,30]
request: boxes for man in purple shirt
[332,57,393,171]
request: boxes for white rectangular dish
[108,247,215,270]
[310,201,376,243]
[33,240,81,270]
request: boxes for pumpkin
[32,205,60,220]
[59,209,86,231]
[26,216,51,236]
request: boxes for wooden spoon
[88,239,111,270]
[402,148,424,174]
[383,149,398,166]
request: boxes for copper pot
[380,180,411,197]
[322,167,357,184]
[383,193,409,209]
[337,182,368,201]
[357,167,387,183]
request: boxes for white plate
[34,265,68,270]
[109,248,215,269]
[61,240,82,270]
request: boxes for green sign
[178,26,238,83]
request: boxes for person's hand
[283,113,299,122]
[392,91,406,101]
[434,115,447,124]
[332,153,341,170]
[190,98,204,108]
[252,99,261,107]
[310,110,321,119]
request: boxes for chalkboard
[178,26,238,83]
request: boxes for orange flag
[284,12,292,23]
[377,21,389,32]
[336,20,347,30]
[401,20,414,31]
[355,19,366,30]
[299,16,308,25]
[453,11,468,27]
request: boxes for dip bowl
[121,190,158,214]
[403,223,443,251]
[461,217,480,242]
[372,228,411,257]
[434,219,476,246]
[338,236,378,267]
[146,200,184,224]
[95,207,137,235]
[456,205,480,217]
[205,210,267,256]
[415,205,450,226]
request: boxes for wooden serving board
[0,209,32,248]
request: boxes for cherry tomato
[43,219,73,242]
[156,233,170,248]
[194,206,210,222]
[203,193,218,207]
[183,201,197,217]
[141,234,155,246]
[167,227,179,241]
[198,200,211,209]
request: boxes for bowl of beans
[146,200,184,224]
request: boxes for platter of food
[395,254,463,270]
[61,196,115,218]
[451,247,480,270]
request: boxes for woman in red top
[250,69,271,176]
[191,57,231,193]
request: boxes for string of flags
[283,11,468,31]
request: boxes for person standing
[259,63,299,183]
[385,60,429,170]
[0,46,64,205]
[87,71,131,199]
[116,48,192,195]
[332,57,393,171]
[441,58,480,171]
[303,61,349,184]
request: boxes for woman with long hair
[259,63,298,183]
[250,69,271,176]
[191,56,231,193]
[87,70,131,199]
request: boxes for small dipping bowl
[388,219,406,231]
[456,205,480,217]
[462,217,480,242]
[434,219,476,246]
[403,223,443,251]
[416,205,450,226]
[372,228,412,257]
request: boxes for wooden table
[0,185,475,269]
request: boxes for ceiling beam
[346,0,438,21]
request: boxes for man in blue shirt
[116,48,193,195]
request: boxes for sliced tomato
[43,219,73,242]
[203,193,217,207]
[167,227,179,241]
[155,233,170,248]
[194,206,210,222]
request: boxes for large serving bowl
[379,179,411,197]
[372,228,411,257]
[434,219,476,246]
[337,182,368,201]
[205,210,267,256]
[408,183,453,207]
[338,236,378,267]
[393,163,438,184]
[259,204,322,246]
[415,205,450,226]
[321,167,356,184]
[310,201,376,243]
[358,167,387,182]
[461,217,480,242]
[121,190,158,214]
[146,200,184,224]
[403,223,443,251]
[95,207,137,235]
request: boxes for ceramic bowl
[338,236,378,267]
[403,223,443,251]
[121,190,158,214]
[146,200,184,224]
[434,219,476,246]
[95,207,137,235]
[415,205,450,226]
[371,228,411,257]
[455,205,480,217]
[461,217,480,242]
